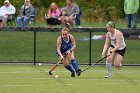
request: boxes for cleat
[71,73,75,77]
[105,75,111,78]
[76,69,82,76]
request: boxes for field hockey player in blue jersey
[56,27,81,77]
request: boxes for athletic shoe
[118,67,121,70]
[71,73,75,77]
[118,64,122,70]
[66,22,71,28]
[76,69,82,76]
[76,26,81,28]
[105,75,111,78]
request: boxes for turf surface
[0,64,139,93]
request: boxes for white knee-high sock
[106,61,112,76]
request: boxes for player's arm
[111,31,121,52]
[57,36,63,60]
[102,33,110,57]
[69,34,76,53]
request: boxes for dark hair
[69,0,72,2]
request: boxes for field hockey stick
[49,53,68,75]
[81,55,110,73]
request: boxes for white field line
[0,77,52,79]
[96,83,120,85]
[56,84,79,86]
[0,69,139,74]
[0,85,33,87]
[0,70,69,74]
[0,76,139,83]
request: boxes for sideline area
[0,27,140,34]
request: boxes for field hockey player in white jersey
[102,21,126,78]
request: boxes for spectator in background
[45,2,61,28]
[124,0,139,29]
[17,0,33,29]
[60,0,79,27]
[0,0,16,28]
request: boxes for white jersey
[109,29,126,50]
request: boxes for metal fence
[0,28,140,65]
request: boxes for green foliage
[0,0,140,22]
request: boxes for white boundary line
[0,85,33,87]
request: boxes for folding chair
[7,14,16,27]
[29,7,36,27]
[0,14,16,28]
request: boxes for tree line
[0,0,139,23]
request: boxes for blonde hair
[49,2,59,13]
[25,0,30,1]
[62,27,69,32]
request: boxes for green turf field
[0,64,139,93]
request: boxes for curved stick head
[49,71,52,75]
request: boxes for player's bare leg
[114,53,123,70]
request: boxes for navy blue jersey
[57,34,72,55]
